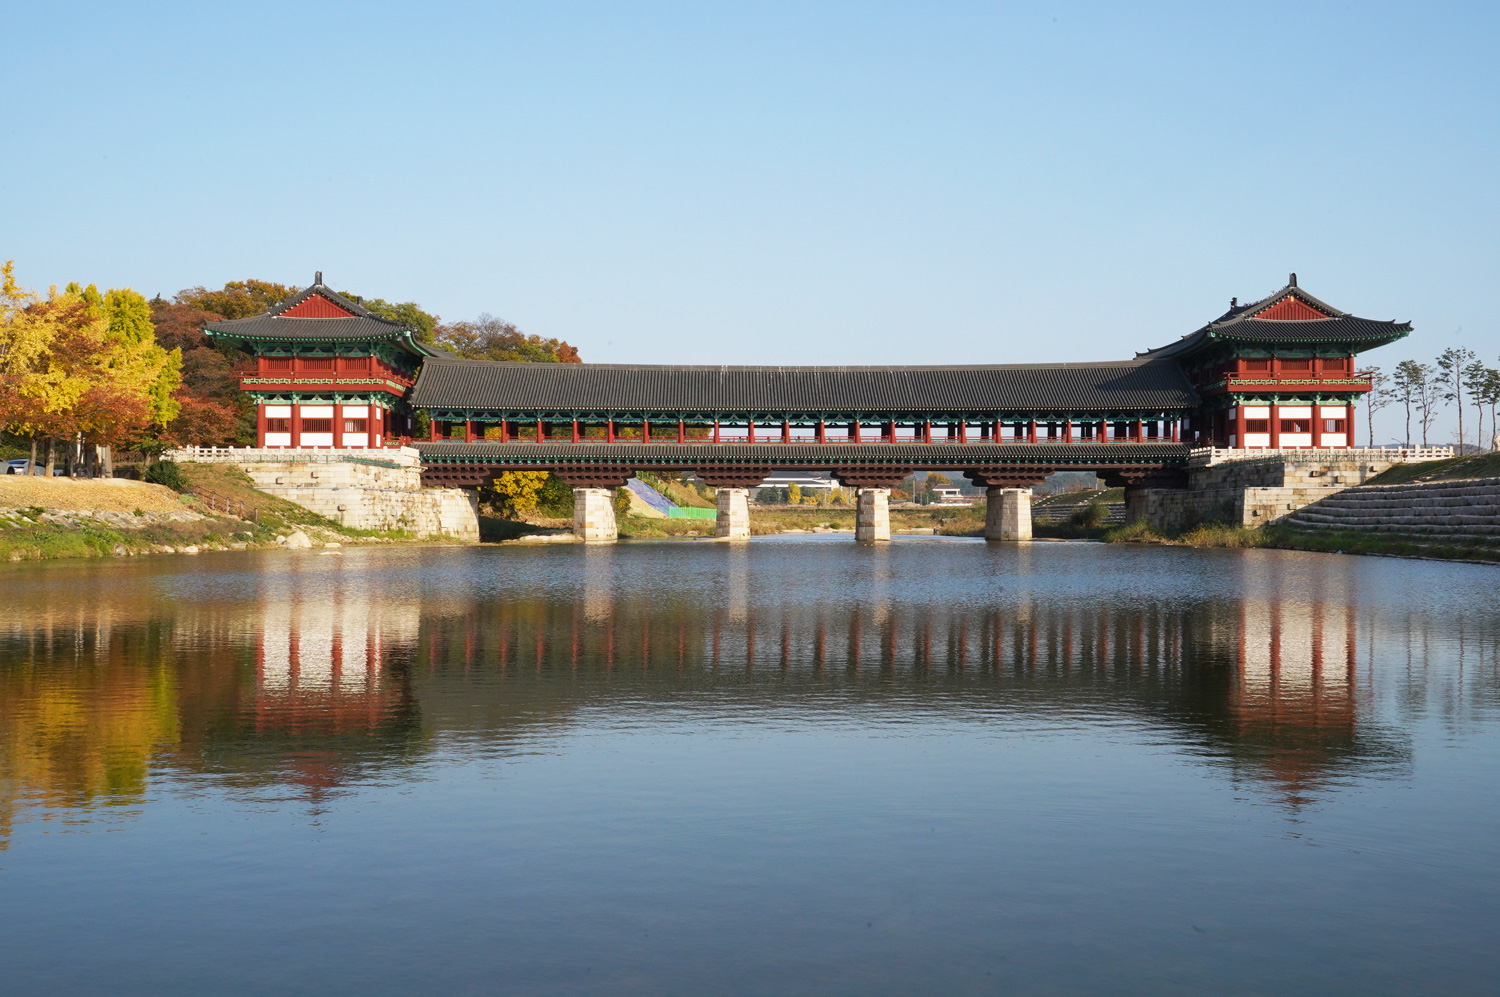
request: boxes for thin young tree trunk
[45,438,55,476]
[1457,385,1464,452]
[1403,399,1411,448]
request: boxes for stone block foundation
[716,488,751,539]
[572,488,618,541]
[856,488,890,542]
[985,487,1032,541]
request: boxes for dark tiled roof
[204,281,445,356]
[1141,279,1411,359]
[409,356,1198,414]
[265,282,374,318]
[208,314,416,341]
[414,441,1191,467]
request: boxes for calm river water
[1,538,1497,994]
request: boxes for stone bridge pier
[831,469,909,542]
[698,472,765,540]
[984,488,1032,541]
[572,487,618,542]
[966,468,1048,542]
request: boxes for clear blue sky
[4,2,1495,440]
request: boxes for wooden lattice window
[1243,358,1270,372]
[263,356,293,370]
[301,418,333,433]
[300,357,335,370]
[1279,358,1312,372]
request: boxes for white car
[5,459,65,475]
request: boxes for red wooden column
[713,419,720,444]
[852,419,860,444]
[334,404,345,448]
[607,419,615,443]
[1269,403,1281,449]
[1029,419,1037,443]
[1064,418,1072,444]
[1312,401,1323,448]
[923,419,931,443]
[465,419,475,443]
[256,404,267,447]
[817,419,825,443]
[678,419,685,443]
[572,419,580,443]
[782,419,790,444]
[958,419,967,443]
[885,420,895,443]
[643,419,650,444]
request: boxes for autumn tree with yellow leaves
[0,262,182,475]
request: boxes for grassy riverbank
[0,466,425,562]
[1035,516,1500,563]
[1363,451,1500,486]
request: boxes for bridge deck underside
[415,442,1190,489]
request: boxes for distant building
[931,488,974,506]
[758,474,837,492]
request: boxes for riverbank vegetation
[1364,451,1500,486]
[1036,513,1500,563]
[0,465,427,561]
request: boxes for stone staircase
[1282,476,1500,549]
[1033,500,1126,526]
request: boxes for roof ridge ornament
[1289,272,1297,287]
[315,271,323,286]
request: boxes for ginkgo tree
[0,262,182,475]
[0,262,89,471]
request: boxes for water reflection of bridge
[6,555,1492,842]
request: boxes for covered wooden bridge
[204,274,1407,542]
[408,356,1198,540]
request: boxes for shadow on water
[3,539,1492,846]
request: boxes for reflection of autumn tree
[0,660,179,848]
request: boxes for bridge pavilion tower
[204,275,442,448]
[1140,275,1410,450]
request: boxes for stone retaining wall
[167,447,478,540]
[1127,453,1417,531]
